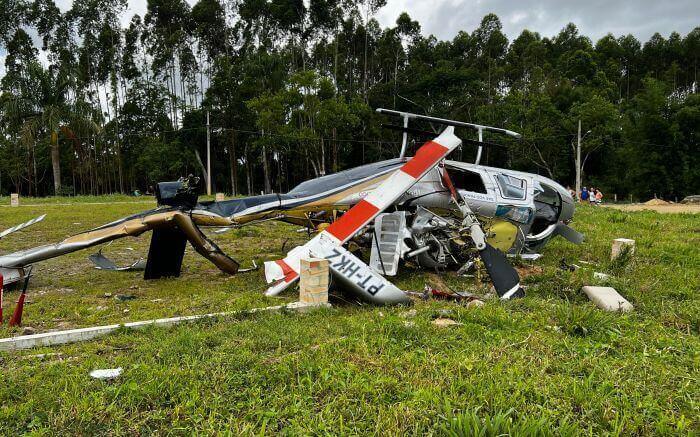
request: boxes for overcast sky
[2,0,698,76]
[66,0,700,42]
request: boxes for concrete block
[300,258,329,304]
[10,193,19,207]
[611,238,635,260]
[215,192,225,202]
[582,286,633,312]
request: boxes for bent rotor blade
[264,127,462,300]
[480,243,524,299]
[0,214,46,239]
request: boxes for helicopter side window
[449,169,487,194]
[496,174,527,200]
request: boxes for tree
[3,62,97,194]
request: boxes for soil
[603,203,700,213]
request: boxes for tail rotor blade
[479,243,524,299]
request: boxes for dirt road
[602,203,700,213]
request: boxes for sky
[59,0,700,42]
[2,0,699,76]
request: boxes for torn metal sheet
[88,251,146,271]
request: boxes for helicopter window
[496,174,527,200]
[449,168,487,194]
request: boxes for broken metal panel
[88,251,146,271]
[0,266,25,286]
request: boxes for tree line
[1,0,698,200]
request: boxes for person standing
[581,187,589,202]
[589,188,597,205]
[595,189,603,204]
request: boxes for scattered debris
[114,294,136,301]
[593,272,611,281]
[21,326,36,336]
[611,238,635,260]
[559,259,580,271]
[432,318,462,327]
[582,286,633,312]
[102,292,113,298]
[25,352,63,361]
[89,368,123,380]
[403,321,416,328]
[400,309,418,319]
[517,253,542,261]
[425,285,477,301]
[435,309,456,318]
[466,299,485,308]
[578,260,597,265]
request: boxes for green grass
[0,200,698,435]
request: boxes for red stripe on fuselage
[326,199,380,242]
[401,141,449,179]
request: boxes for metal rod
[376,108,522,139]
[206,111,212,196]
[406,245,431,258]
[400,114,409,158]
[475,127,484,165]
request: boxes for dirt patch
[603,203,700,213]
[516,264,544,278]
[644,198,670,206]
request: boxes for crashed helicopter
[0,109,583,304]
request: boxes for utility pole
[576,119,581,199]
[206,111,211,196]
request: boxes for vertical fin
[144,227,188,279]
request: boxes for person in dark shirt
[581,187,589,202]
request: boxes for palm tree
[2,61,98,195]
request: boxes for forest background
[1,0,698,200]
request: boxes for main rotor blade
[0,214,46,239]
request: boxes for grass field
[0,197,698,435]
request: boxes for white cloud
[375,0,699,42]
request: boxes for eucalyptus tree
[2,61,98,194]
[143,0,195,126]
